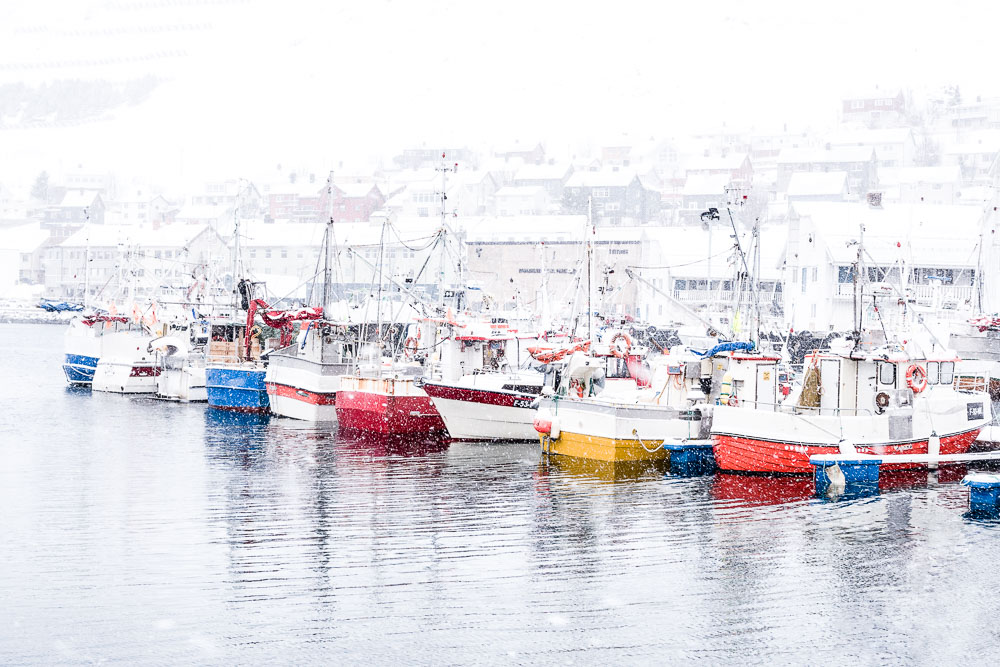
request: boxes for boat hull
[92,361,160,394]
[421,382,538,441]
[206,366,269,412]
[336,390,445,435]
[266,382,337,422]
[711,399,989,474]
[264,358,344,422]
[712,429,982,475]
[62,353,98,385]
[157,364,207,402]
[537,399,707,463]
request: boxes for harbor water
[3,322,1000,664]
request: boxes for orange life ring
[906,364,928,393]
[610,332,632,358]
[404,336,419,358]
[727,395,739,407]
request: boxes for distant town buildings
[4,84,1000,329]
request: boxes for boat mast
[587,196,595,343]
[851,222,866,350]
[82,207,90,309]
[232,182,242,313]
[435,153,459,308]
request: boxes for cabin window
[940,361,955,385]
[926,361,939,385]
[878,362,896,386]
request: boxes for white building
[786,202,982,333]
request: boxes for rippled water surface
[3,323,1000,664]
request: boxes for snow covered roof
[336,183,381,198]
[640,224,785,280]
[175,204,230,221]
[266,181,325,198]
[565,169,637,188]
[682,174,731,196]
[786,171,848,196]
[59,190,101,208]
[684,153,748,172]
[495,186,547,198]
[242,221,327,248]
[827,128,914,146]
[462,215,587,243]
[878,166,962,186]
[513,163,572,181]
[794,202,982,266]
[777,146,875,164]
[60,224,213,249]
[0,222,49,252]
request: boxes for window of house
[593,188,609,198]
[265,250,272,258]
[281,249,288,259]
[801,267,808,293]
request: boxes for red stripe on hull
[713,428,983,475]
[265,382,336,406]
[421,382,536,408]
[130,366,161,377]
[336,390,446,435]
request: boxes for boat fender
[718,373,732,404]
[906,364,928,393]
[533,415,560,438]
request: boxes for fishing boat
[263,214,354,422]
[91,327,161,394]
[534,337,722,464]
[711,217,993,474]
[336,369,446,436]
[264,318,349,421]
[62,313,130,385]
[204,316,268,412]
[419,318,561,441]
[711,343,991,473]
[91,302,168,394]
[153,322,209,402]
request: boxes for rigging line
[272,268,325,305]
[627,248,733,270]
[386,232,444,358]
[387,223,441,252]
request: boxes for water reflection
[711,473,814,507]
[203,409,271,466]
[538,454,667,483]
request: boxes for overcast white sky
[1,0,996,190]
